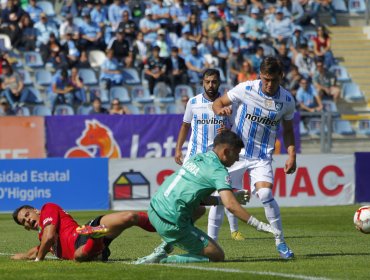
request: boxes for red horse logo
[65,120,122,158]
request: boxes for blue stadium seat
[78,68,98,86]
[25,87,44,104]
[76,105,93,115]
[348,0,366,13]
[33,105,52,116]
[329,65,351,83]
[24,51,44,69]
[0,33,12,51]
[153,82,175,104]
[143,104,162,114]
[322,100,338,112]
[174,85,194,100]
[342,82,365,102]
[126,104,141,114]
[15,106,31,116]
[89,86,109,104]
[36,1,56,17]
[131,85,153,104]
[18,69,33,87]
[109,86,131,104]
[308,118,323,136]
[34,69,53,88]
[333,0,348,12]
[54,104,75,116]
[357,120,370,136]
[333,119,356,136]
[299,121,309,137]
[122,68,141,85]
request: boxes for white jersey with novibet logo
[227,79,295,160]
[183,93,228,162]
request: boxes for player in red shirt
[11,202,156,262]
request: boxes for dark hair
[12,205,34,225]
[260,56,283,76]
[214,130,244,149]
[202,68,220,80]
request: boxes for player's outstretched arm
[11,246,38,260]
[35,224,57,261]
[219,190,281,237]
[201,190,249,206]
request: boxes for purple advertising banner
[355,152,370,203]
[45,114,301,159]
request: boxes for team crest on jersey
[265,99,273,108]
[225,175,231,185]
[275,102,283,111]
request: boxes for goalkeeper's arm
[201,190,250,206]
[218,189,281,237]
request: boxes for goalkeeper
[136,130,281,264]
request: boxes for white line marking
[0,252,331,280]
[161,265,332,280]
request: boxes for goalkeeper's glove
[247,216,282,238]
[234,189,250,205]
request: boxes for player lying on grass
[11,203,157,262]
[11,193,250,262]
[136,130,281,264]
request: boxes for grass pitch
[0,205,369,280]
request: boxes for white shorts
[228,156,273,194]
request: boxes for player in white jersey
[174,68,246,241]
[213,56,297,259]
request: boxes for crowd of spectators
[0,0,341,116]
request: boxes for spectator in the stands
[75,50,91,68]
[289,25,307,60]
[185,46,210,84]
[60,0,78,18]
[117,9,137,44]
[154,29,170,58]
[250,45,264,73]
[90,0,108,28]
[269,7,293,46]
[310,0,337,27]
[16,13,37,50]
[311,25,336,69]
[132,31,148,71]
[213,30,232,77]
[296,77,323,114]
[51,68,74,110]
[151,0,171,28]
[177,25,196,58]
[100,48,123,88]
[279,0,306,25]
[294,43,316,79]
[24,0,43,24]
[170,0,191,36]
[107,28,130,65]
[144,45,168,95]
[79,11,104,50]
[1,62,26,109]
[109,97,131,115]
[236,27,256,58]
[277,43,292,75]
[108,0,131,32]
[34,12,59,48]
[70,66,87,104]
[166,46,188,92]
[139,9,161,44]
[237,59,257,83]
[312,59,340,103]
[228,48,242,85]
[285,64,302,106]
[40,32,62,64]
[186,13,202,44]
[243,7,268,43]
[89,97,108,114]
[59,13,80,44]
[202,5,229,39]
[1,0,25,25]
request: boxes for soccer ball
[353,206,370,234]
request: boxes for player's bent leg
[193,205,206,222]
[74,238,105,262]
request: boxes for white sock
[257,188,284,245]
[207,205,225,241]
[225,208,239,233]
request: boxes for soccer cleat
[134,241,172,264]
[277,242,294,259]
[76,225,109,238]
[231,230,245,241]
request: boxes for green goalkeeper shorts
[148,206,209,255]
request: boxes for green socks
[160,254,209,263]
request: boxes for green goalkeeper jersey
[150,151,232,228]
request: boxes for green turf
[1,205,369,280]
